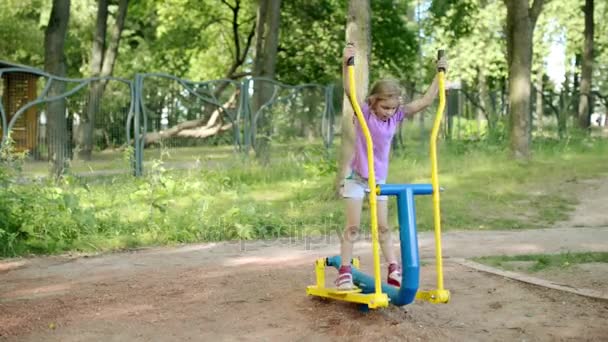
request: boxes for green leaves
[428,0,478,41]
[370,0,417,80]
[0,0,45,65]
[423,0,507,85]
[277,0,344,84]
[1,0,606,97]
[277,0,418,83]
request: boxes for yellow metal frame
[306,55,450,308]
[305,61,389,309]
[428,67,450,303]
[347,63,384,302]
[305,257,448,306]
[306,257,389,309]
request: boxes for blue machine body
[328,183,434,306]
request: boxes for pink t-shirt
[350,103,406,180]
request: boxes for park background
[0,0,606,259]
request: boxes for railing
[0,61,336,176]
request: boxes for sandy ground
[1,177,607,341]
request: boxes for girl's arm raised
[403,57,448,116]
[403,76,439,116]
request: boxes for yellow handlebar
[430,52,446,292]
[346,59,383,297]
[345,50,448,301]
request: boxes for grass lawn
[2,135,607,257]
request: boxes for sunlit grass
[2,135,607,257]
[405,137,607,231]
[19,139,325,177]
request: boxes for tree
[503,0,545,158]
[44,0,71,177]
[251,0,282,162]
[594,1,608,101]
[121,0,256,80]
[369,0,417,81]
[78,0,129,160]
[126,0,258,146]
[277,0,416,85]
[336,0,371,193]
[578,0,593,129]
[0,0,44,66]
[425,0,507,135]
[276,0,345,84]
[221,0,258,80]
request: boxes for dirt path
[1,179,608,341]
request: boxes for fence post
[323,84,335,149]
[239,78,251,154]
[133,74,144,176]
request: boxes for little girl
[336,44,447,290]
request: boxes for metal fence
[1,62,337,177]
[2,61,606,177]
[436,86,608,141]
[0,62,134,177]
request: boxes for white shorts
[341,172,387,201]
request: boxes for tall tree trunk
[573,54,580,94]
[560,72,572,138]
[79,0,128,160]
[558,92,568,139]
[478,70,495,136]
[336,0,371,193]
[44,0,71,178]
[476,71,486,138]
[504,0,545,159]
[252,0,281,163]
[578,0,594,129]
[535,66,543,134]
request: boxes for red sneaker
[335,265,355,290]
[387,263,402,287]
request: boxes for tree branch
[530,0,546,26]
[230,0,241,62]
[229,71,252,79]
[460,89,488,116]
[592,90,608,107]
[220,0,235,11]
[100,0,129,77]
[240,18,256,64]
[223,4,255,80]
[243,15,257,24]
[144,91,239,145]
[178,122,233,138]
[91,0,108,76]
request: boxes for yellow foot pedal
[326,288,362,295]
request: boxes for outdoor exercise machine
[306,50,450,309]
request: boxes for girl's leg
[377,200,402,286]
[336,198,363,290]
[377,200,398,265]
[340,198,363,266]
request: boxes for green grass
[19,140,324,177]
[473,252,608,272]
[387,135,607,231]
[1,135,607,257]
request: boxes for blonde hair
[367,79,402,105]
